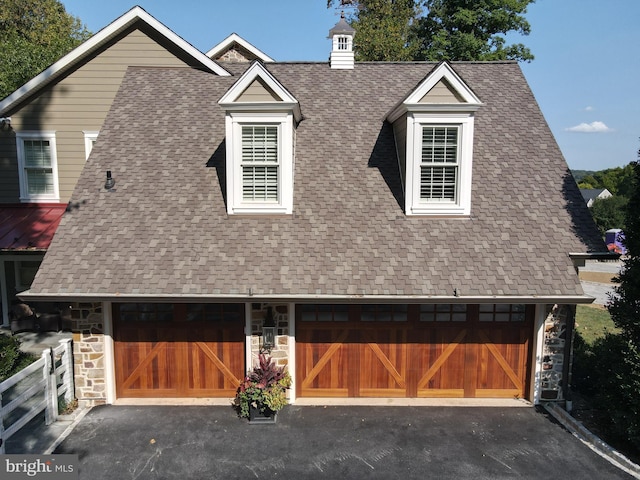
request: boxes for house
[0,7,274,328]
[580,188,612,207]
[18,11,605,408]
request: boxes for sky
[59,0,640,172]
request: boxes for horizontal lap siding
[0,27,195,203]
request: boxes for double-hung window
[387,62,481,216]
[405,114,474,216]
[218,62,300,215]
[420,125,459,202]
[241,125,279,202]
[16,132,59,202]
[226,112,294,215]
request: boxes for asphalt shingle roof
[28,62,603,300]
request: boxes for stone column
[249,303,290,368]
[540,304,575,404]
[70,302,106,408]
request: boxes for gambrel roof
[24,61,604,302]
[0,6,230,115]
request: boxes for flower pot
[248,405,277,424]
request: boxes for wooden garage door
[114,303,244,398]
[296,304,533,399]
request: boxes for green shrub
[0,335,36,382]
[574,332,640,451]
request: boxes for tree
[0,0,91,99]
[327,0,535,62]
[589,195,628,235]
[609,160,640,343]
[600,159,640,448]
[334,0,422,61]
[415,0,534,62]
[577,164,636,196]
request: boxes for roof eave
[387,103,483,124]
[0,6,230,114]
[18,291,596,305]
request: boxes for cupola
[328,13,355,69]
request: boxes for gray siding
[0,27,196,203]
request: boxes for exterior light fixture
[262,306,276,353]
[104,170,115,190]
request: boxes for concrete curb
[544,403,640,479]
[44,407,90,455]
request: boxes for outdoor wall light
[262,306,276,353]
[104,170,115,190]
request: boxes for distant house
[580,188,612,207]
[10,9,606,410]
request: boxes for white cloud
[565,121,613,133]
[584,106,594,112]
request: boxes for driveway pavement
[52,405,633,479]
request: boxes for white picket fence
[0,338,74,454]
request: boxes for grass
[574,304,619,345]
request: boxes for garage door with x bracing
[296,304,533,399]
[113,303,245,398]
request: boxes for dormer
[218,62,301,215]
[387,62,482,216]
[328,13,355,69]
[207,33,275,63]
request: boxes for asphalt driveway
[54,405,632,479]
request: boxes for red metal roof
[0,204,67,251]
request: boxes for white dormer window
[387,62,482,216]
[242,125,279,202]
[407,115,474,215]
[219,62,301,215]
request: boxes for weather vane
[330,0,358,16]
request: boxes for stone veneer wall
[70,302,106,408]
[216,46,252,63]
[249,303,290,370]
[540,304,575,402]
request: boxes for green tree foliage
[327,0,535,62]
[609,161,640,343]
[572,160,640,453]
[0,0,91,99]
[415,0,534,62]
[351,0,421,61]
[589,195,628,234]
[577,164,635,196]
[0,335,36,382]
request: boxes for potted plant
[235,353,292,423]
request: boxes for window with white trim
[241,125,279,202]
[16,132,59,202]
[83,131,99,160]
[405,114,474,216]
[337,35,350,51]
[387,62,481,217]
[226,112,294,214]
[420,125,459,202]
